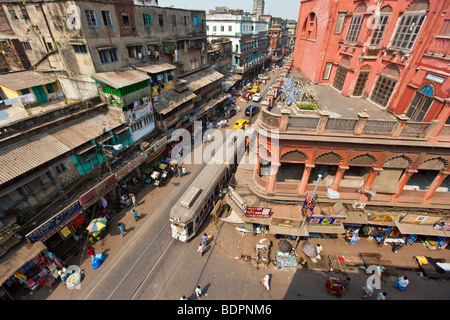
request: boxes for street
[23,65,450,304]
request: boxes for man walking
[132,209,139,222]
[198,242,206,257]
[202,233,208,246]
[195,285,203,300]
[118,223,126,237]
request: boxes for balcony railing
[260,107,445,142]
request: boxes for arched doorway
[405,85,434,122]
[353,65,371,97]
[332,57,350,91]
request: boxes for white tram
[169,130,247,242]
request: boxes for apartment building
[293,0,449,128]
[206,7,270,79]
[0,0,207,99]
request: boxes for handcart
[326,277,346,297]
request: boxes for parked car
[251,85,260,93]
[252,93,262,102]
[224,108,237,118]
[245,105,260,116]
[233,119,250,130]
[258,74,269,80]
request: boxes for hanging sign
[228,186,247,213]
[301,193,316,218]
[307,216,346,226]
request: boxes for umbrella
[278,240,292,253]
[301,241,318,258]
[86,218,107,234]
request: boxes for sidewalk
[18,65,449,301]
[211,137,450,277]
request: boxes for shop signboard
[245,207,271,218]
[368,213,399,222]
[307,216,346,226]
[228,186,247,213]
[79,174,117,208]
[26,201,82,243]
[60,226,72,239]
[301,193,315,218]
[72,214,85,228]
[271,217,302,228]
[116,153,147,180]
[434,221,450,231]
[400,213,442,225]
[145,136,168,163]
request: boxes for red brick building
[249,0,450,211]
[293,0,449,130]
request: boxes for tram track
[82,163,205,300]
[82,128,235,300]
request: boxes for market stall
[275,252,298,267]
[86,218,108,242]
[0,241,63,299]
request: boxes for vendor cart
[151,170,161,186]
[326,277,346,297]
[159,163,169,179]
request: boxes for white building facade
[206,13,269,75]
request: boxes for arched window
[370,6,392,46]
[345,3,366,44]
[406,85,434,122]
[301,12,317,39]
[390,0,428,51]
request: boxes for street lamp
[300,174,340,229]
[313,174,340,200]
[104,144,124,151]
[101,144,124,173]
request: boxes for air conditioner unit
[352,201,366,209]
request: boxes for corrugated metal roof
[49,111,125,149]
[136,63,176,74]
[0,111,125,185]
[153,88,196,115]
[91,70,150,89]
[0,133,71,185]
[180,68,224,92]
[0,71,57,91]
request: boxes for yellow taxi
[251,85,260,93]
[233,119,250,130]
